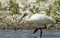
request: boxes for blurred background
[0,0,60,30]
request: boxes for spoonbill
[27,13,56,38]
[20,13,56,38]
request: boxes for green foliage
[46,5,52,16]
[46,0,60,22]
[23,4,28,11]
[46,4,57,16]
[57,0,60,6]
[57,0,60,11]
[36,0,41,3]
[23,4,31,11]
[29,8,34,13]
[36,0,47,3]
[9,0,14,8]
[53,0,60,11]
[0,2,2,9]
[35,7,40,13]
[29,6,40,14]
[9,0,19,14]
[0,2,2,6]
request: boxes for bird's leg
[33,28,43,38]
[40,29,42,38]
[33,28,40,34]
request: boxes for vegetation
[0,0,60,30]
[36,0,47,3]
[45,0,60,22]
[0,2,2,10]
[9,0,19,14]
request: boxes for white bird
[27,13,56,25]
[20,13,56,38]
[26,13,56,38]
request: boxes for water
[0,30,60,38]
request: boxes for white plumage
[27,13,56,25]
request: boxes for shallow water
[0,30,60,38]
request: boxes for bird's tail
[33,28,40,34]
